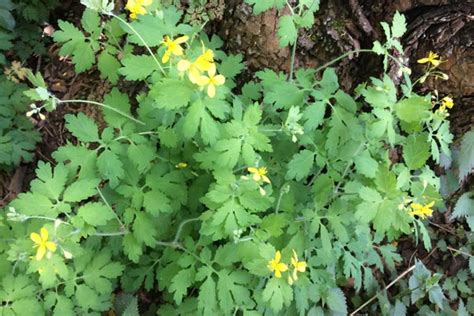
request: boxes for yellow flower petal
[275,251,281,262]
[207,83,216,98]
[177,59,191,72]
[30,232,42,245]
[248,167,258,174]
[175,36,189,44]
[213,74,226,86]
[208,63,216,77]
[417,57,429,64]
[275,269,282,278]
[36,245,46,261]
[162,52,170,64]
[40,227,49,241]
[46,241,57,252]
[277,262,288,272]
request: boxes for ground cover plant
[0,0,472,315]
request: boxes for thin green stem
[289,40,298,81]
[97,186,127,231]
[108,13,165,75]
[93,231,129,236]
[275,188,286,214]
[288,0,303,81]
[173,217,201,244]
[314,49,373,74]
[58,99,145,125]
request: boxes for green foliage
[0,76,40,168]
[1,1,463,315]
[458,130,474,182]
[54,8,123,80]
[0,0,60,63]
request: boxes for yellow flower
[408,201,435,219]
[196,63,225,98]
[30,227,57,261]
[177,48,214,84]
[161,35,189,64]
[439,96,454,112]
[125,0,152,20]
[267,251,288,278]
[175,162,188,169]
[417,51,441,67]
[247,167,271,184]
[290,249,307,281]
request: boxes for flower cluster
[267,250,307,284]
[246,167,271,196]
[408,201,435,219]
[126,0,152,20]
[439,96,454,112]
[161,36,225,98]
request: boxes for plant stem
[58,99,145,125]
[93,231,129,236]
[108,13,165,75]
[314,49,373,74]
[350,264,416,315]
[97,186,127,231]
[447,246,472,257]
[173,217,201,244]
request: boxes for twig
[350,247,437,315]
[447,246,472,258]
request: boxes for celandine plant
[0,0,460,314]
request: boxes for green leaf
[326,288,347,314]
[394,96,431,123]
[75,284,108,311]
[133,212,157,246]
[303,101,326,131]
[77,202,115,226]
[215,138,242,169]
[82,8,101,35]
[458,130,474,182]
[65,113,100,143]
[391,11,407,38]
[244,0,286,15]
[119,54,157,80]
[198,275,218,315]
[170,268,196,305]
[354,150,379,178]
[359,186,382,202]
[217,270,253,314]
[403,133,431,170]
[63,178,100,202]
[286,150,315,181]
[0,8,15,31]
[54,296,74,316]
[54,19,97,72]
[98,51,120,83]
[219,54,244,80]
[262,278,293,312]
[277,15,297,47]
[127,144,155,173]
[102,88,132,128]
[97,149,124,187]
[450,192,474,221]
[151,79,194,109]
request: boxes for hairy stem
[58,99,145,125]
[108,13,165,74]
